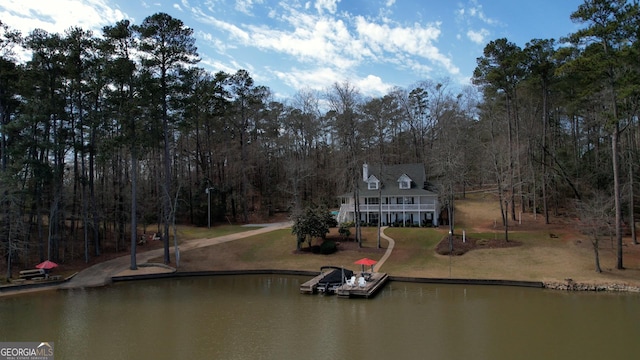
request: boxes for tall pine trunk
[130,144,138,270]
[612,127,623,269]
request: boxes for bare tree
[576,192,614,273]
[326,81,364,246]
[361,94,400,247]
[567,0,638,269]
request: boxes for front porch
[337,203,439,227]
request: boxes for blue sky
[1,0,586,99]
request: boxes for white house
[337,163,439,226]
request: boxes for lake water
[1,275,639,359]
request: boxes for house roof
[340,163,438,198]
[376,163,426,186]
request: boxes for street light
[205,187,215,229]
[447,199,453,278]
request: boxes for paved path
[2,222,397,296]
[60,222,293,289]
[374,226,395,272]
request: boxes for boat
[315,266,354,294]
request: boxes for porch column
[402,199,406,227]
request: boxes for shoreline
[113,269,640,293]
[3,268,640,297]
[542,279,640,292]
[3,220,639,297]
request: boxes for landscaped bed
[435,234,521,256]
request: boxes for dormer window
[367,175,380,190]
[398,174,412,189]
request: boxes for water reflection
[1,275,639,359]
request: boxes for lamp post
[446,199,453,252]
[205,187,215,229]
[447,199,453,277]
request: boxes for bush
[340,221,355,228]
[291,205,337,249]
[338,223,351,239]
[320,240,338,255]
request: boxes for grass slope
[173,194,640,287]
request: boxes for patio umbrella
[35,260,58,270]
[354,258,377,273]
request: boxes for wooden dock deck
[336,272,389,298]
[299,272,326,294]
[300,272,389,298]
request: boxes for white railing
[336,207,349,223]
[340,204,436,213]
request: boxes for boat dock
[300,272,389,298]
[336,272,389,298]
[299,272,328,294]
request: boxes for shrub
[340,221,355,228]
[338,223,351,240]
[291,205,337,249]
[320,240,337,255]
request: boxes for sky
[1,0,587,99]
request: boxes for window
[397,174,412,189]
[396,197,413,204]
[366,197,380,205]
[367,175,380,190]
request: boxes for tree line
[0,0,638,276]
[473,0,639,271]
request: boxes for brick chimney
[362,163,368,181]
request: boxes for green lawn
[172,196,640,287]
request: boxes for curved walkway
[60,222,293,289]
[374,226,395,272]
[1,223,397,296]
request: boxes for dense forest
[1,0,639,275]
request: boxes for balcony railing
[340,204,436,212]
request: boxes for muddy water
[1,275,639,359]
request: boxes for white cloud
[0,0,476,97]
[192,1,460,91]
[0,0,127,36]
[354,16,459,75]
[274,66,343,91]
[273,67,391,97]
[235,0,264,15]
[355,74,391,96]
[403,58,434,76]
[198,30,236,52]
[457,0,499,26]
[467,28,489,44]
[192,6,251,43]
[246,15,359,69]
[314,0,340,14]
[195,3,363,70]
[200,56,240,75]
